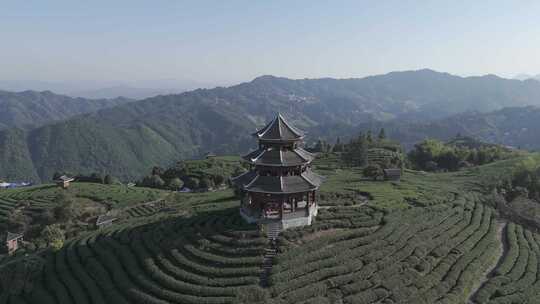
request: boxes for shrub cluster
[408,136,517,172]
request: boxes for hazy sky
[2,1,540,86]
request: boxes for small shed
[4,232,23,255]
[55,175,75,189]
[383,168,402,181]
[96,215,117,229]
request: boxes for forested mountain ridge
[3,70,540,182]
[0,90,132,130]
[243,69,540,121]
[0,94,256,182]
[374,106,540,150]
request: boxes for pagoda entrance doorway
[264,202,281,220]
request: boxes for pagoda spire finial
[274,112,282,122]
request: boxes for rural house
[3,232,23,255]
[383,168,402,181]
[95,214,117,229]
[55,175,75,189]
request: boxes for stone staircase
[260,221,282,287]
[266,221,283,240]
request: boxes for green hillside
[0,128,39,181]
[376,106,540,150]
[0,183,168,249]
[0,90,131,131]
[0,96,255,182]
[2,153,540,303]
[4,71,540,182]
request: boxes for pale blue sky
[1,1,540,85]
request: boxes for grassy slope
[0,90,131,131]
[1,154,540,303]
[0,183,169,241]
[0,183,167,208]
[174,155,244,183]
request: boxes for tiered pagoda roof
[252,113,304,142]
[232,113,324,195]
[232,170,323,194]
[242,146,315,166]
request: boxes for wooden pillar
[280,195,284,219]
[307,192,311,215]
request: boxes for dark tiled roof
[244,176,285,193]
[56,175,74,182]
[230,170,258,187]
[302,170,325,187]
[242,147,314,166]
[295,148,315,161]
[281,175,317,193]
[383,169,402,176]
[282,148,314,164]
[244,148,282,165]
[96,215,117,225]
[5,232,23,242]
[233,170,322,194]
[253,113,304,141]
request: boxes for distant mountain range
[514,74,540,81]
[2,69,540,182]
[70,86,179,100]
[0,90,131,130]
[0,78,219,99]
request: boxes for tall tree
[41,224,65,250]
[342,132,368,167]
[104,174,119,185]
[366,130,373,143]
[363,164,383,181]
[378,128,386,140]
[168,177,184,190]
[333,137,343,152]
[313,140,324,152]
[355,133,369,166]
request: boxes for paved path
[318,202,367,210]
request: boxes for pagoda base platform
[240,203,318,230]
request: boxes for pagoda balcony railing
[240,201,317,222]
[282,204,317,221]
[240,207,281,221]
[282,209,308,220]
[263,210,281,219]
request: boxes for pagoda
[232,113,323,230]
